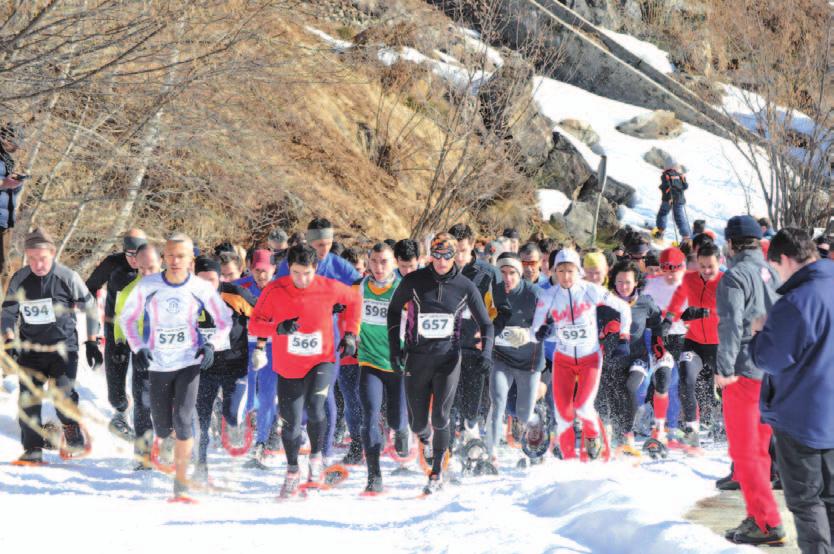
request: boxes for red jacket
[249,275,361,378]
[667,270,723,345]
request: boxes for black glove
[196,343,214,371]
[338,332,357,358]
[332,304,346,314]
[475,354,493,376]
[681,307,710,321]
[85,340,103,370]
[135,348,153,372]
[535,314,554,342]
[390,350,406,374]
[276,317,300,336]
[112,342,131,365]
[611,339,631,359]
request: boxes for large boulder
[616,110,683,139]
[563,0,643,28]
[559,118,600,148]
[562,197,620,245]
[478,53,554,174]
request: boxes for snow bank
[538,189,571,221]
[304,26,352,52]
[532,77,769,238]
[598,28,676,75]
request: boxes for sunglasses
[431,250,455,260]
[521,260,540,267]
[660,262,684,271]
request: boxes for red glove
[599,320,621,340]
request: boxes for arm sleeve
[387,277,412,357]
[750,300,809,375]
[715,277,745,377]
[248,286,280,338]
[85,255,118,295]
[466,280,494,359]
[70,271,100,338]
[1,273,23,335]
[118,282,146,353]
[337,281,362,336]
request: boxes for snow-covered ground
[598,28,676,74]
[531,78,769,237]
[0,322,751,554]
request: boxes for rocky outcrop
[616,110,683,139]
[559,118,600,148]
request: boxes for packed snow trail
[0,327,754,554]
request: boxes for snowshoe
[221,413,254,457]
[278,468,301,500]
[169,479,197,504]
[108,412,135,441]
[585,436,603,460]
[150,437,175,473]
[521,415,551,461]
[472,458,499,476]
[42,422,61,450]
[642,438,669,460]
[361,474,384,497]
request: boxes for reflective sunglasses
[431,250,455,260]
[660,262,684,271]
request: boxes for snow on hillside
[0,318,751,554]
[598,28,676,75]
[532,78,769,238]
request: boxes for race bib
[288,331,323,356]
[495,326,530,348]
[362,299,389,326]
[557,322,594,348]
[21,299,56,325]
[198,327,230,351]
[418,313,454,339]
[155,326,189,351]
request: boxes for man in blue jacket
[276,217,360,461]
[751,228,834,554]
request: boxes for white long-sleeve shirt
[532,280,632,360]
[119,272,232,372]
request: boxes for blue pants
[337,364,362,444]
[656,202,691,238]
[359,366,407,451]
[244,341,278,444]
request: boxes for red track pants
[552,352,601,459]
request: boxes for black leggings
[195,372,247,464]
[359,365,407,454]
[132,365,153,454]
[149,365,201,440]
[104,341,130,412]
[278,363,336,467]
[679,339,718,424]
[17,352,79,450]
[453,350,490,426]
[405,351,461,475]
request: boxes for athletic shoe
[108,412,135,441]
[63,423,85,452]
[724,516,754,540]
[585,436,602,460]
[730,518,786,546]
[192,463,208,483]
[365,474,383,494]
[652,228,664,239]
[716,472,740,491]
[682,426,700,449]
[422,473,443,495]
[394,429,410,458]
[245,442,268,470]
[173,479,190,499]
[133,460,153,471]
[17,448,43,464]
[266,421,282,451]
[342,441,364,465]
[280,467,300,498]
[308,454,323,483]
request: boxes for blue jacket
[0,157,23,229]
[751,259,834,449]
[276,252,360,286]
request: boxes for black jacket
[659,169,688,205]
[459,257,499,351]
[104,265,138,344]
[199,281,256,377]
[387,264,494,360]
[86,252,130,296]
[493,280,544,371]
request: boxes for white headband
[306,228,334,241]
[497,257,523,275]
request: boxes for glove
[475,355,493,376]
[195,343,214,371]
[535,315,554,342]
[611,339,631,359]
[276,317,300,336]
[332,304,346,314]
[390,350,406,374]
[135,348,153,372]
[338,332,357,358]
[112,342,131,365]
[506,327,530,348]
[85,340,103,370]
[251,345,268,371]
[598,320,621,340]
[681,307,710,321]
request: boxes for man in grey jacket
[715,215,785,546]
